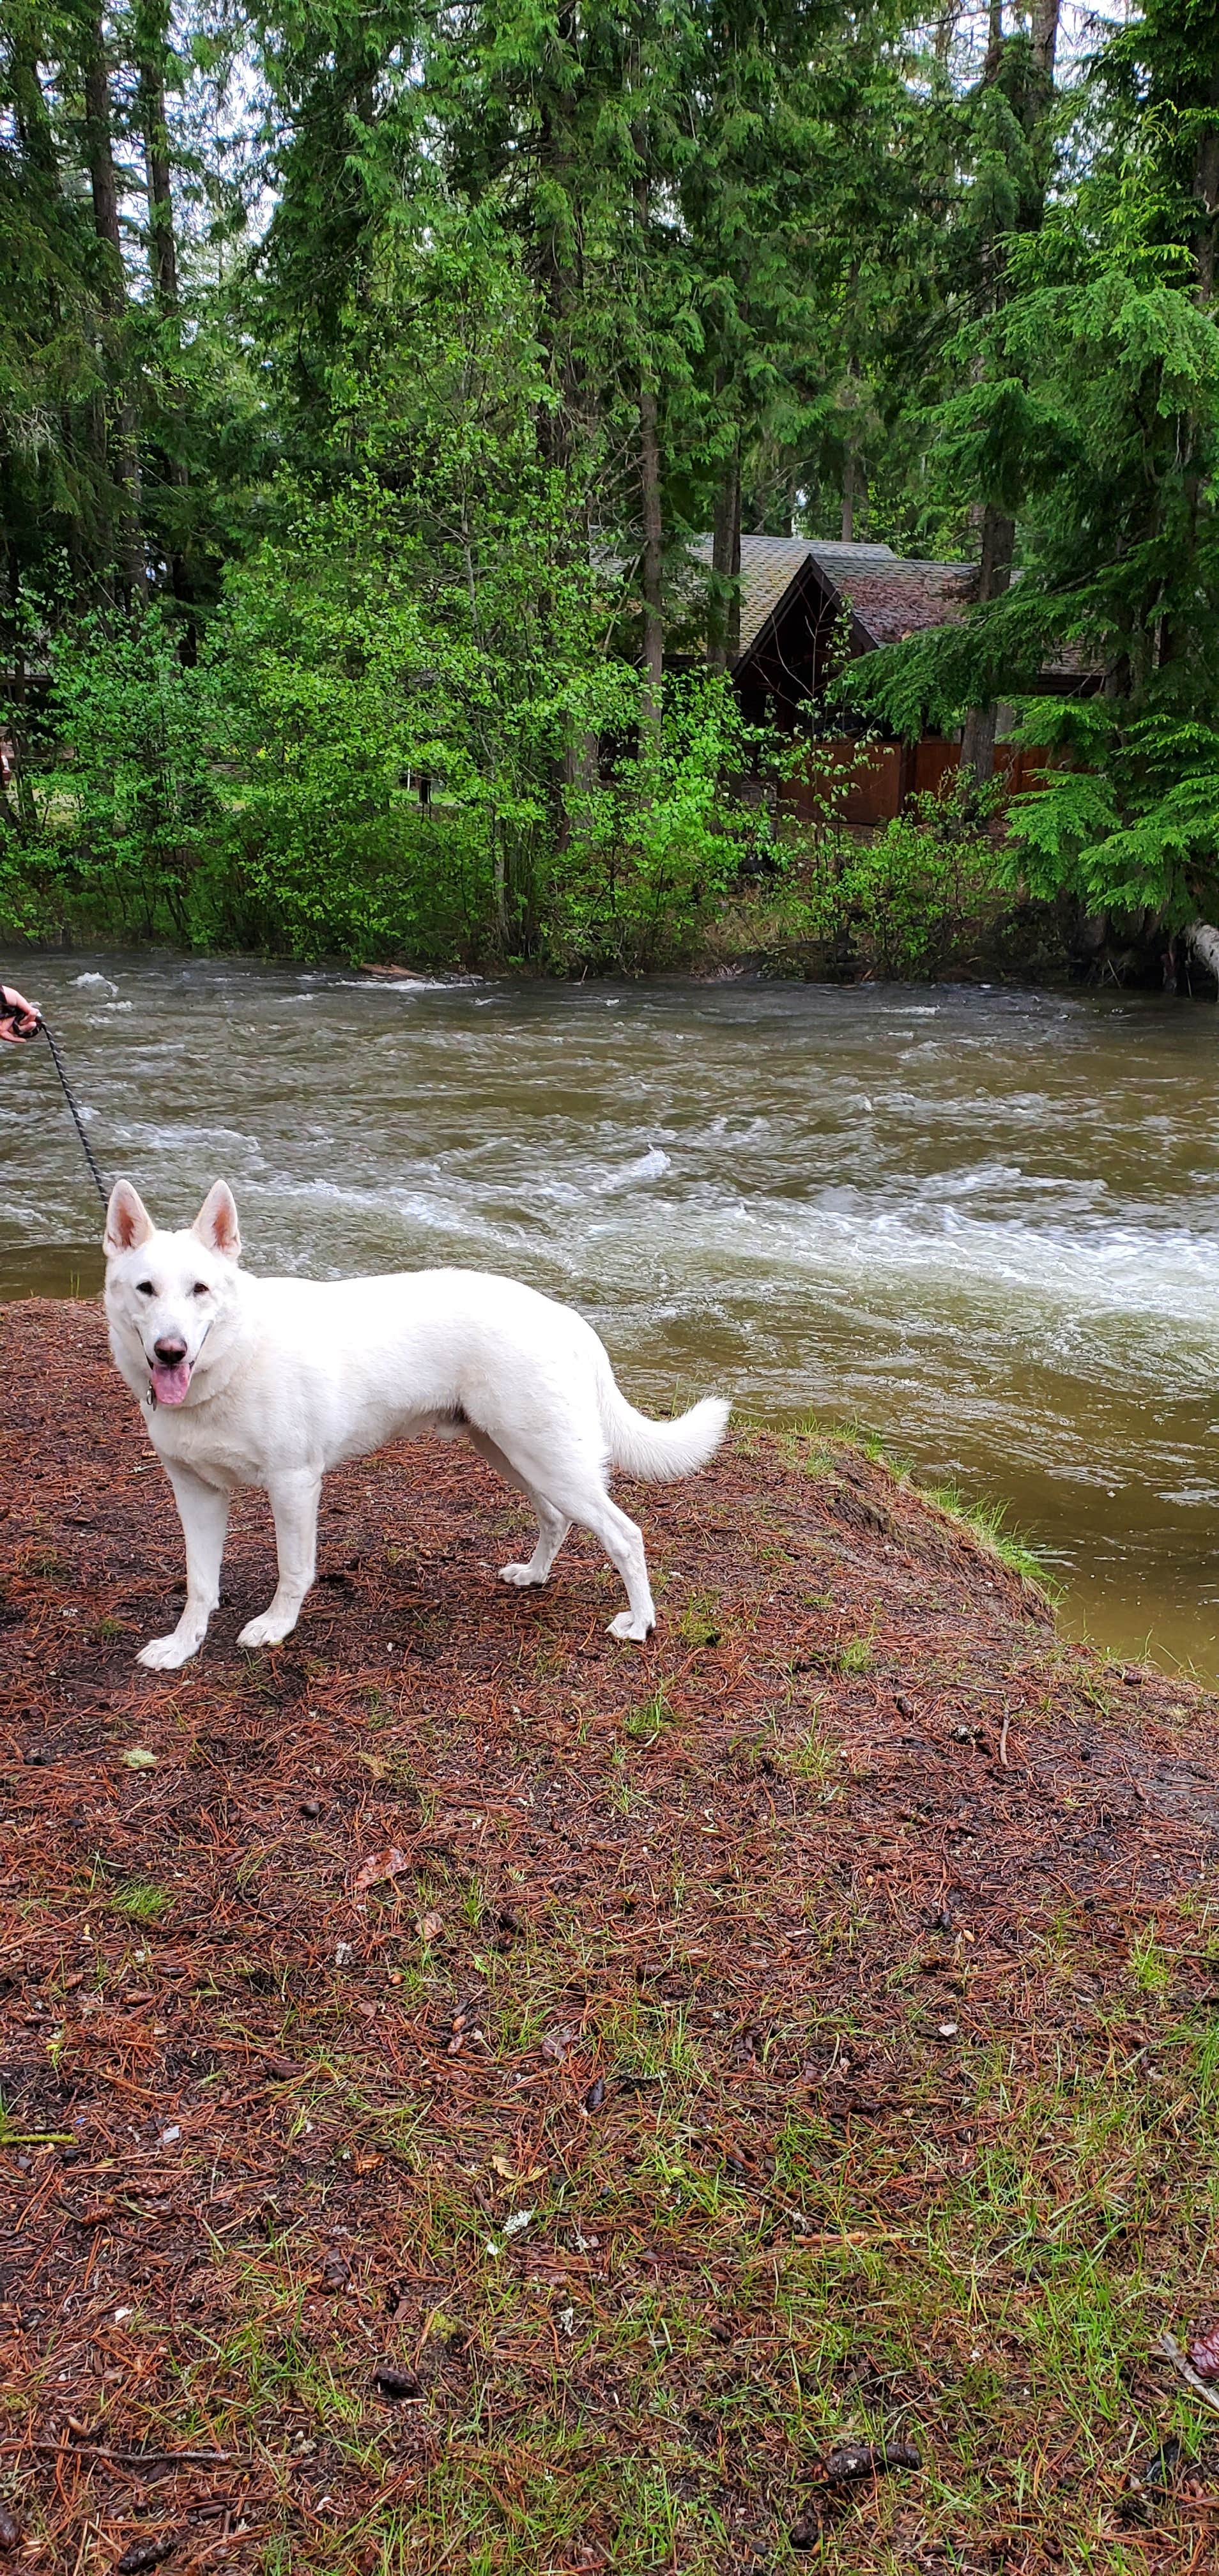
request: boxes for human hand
[0,983,41,1041]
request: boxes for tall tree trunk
[534,69,594,862]
[1030,0,1060,97]
[138,39,179,312]
[83,26,122,264]
[634,167,663,735]
[983,0,1004,84]
[638,374,664,730]
[533,15,584,472]
[12,31,58,179]
[1194,70,1219,306]
[1029,0,1061,183]
[137,10,194,618]
[841,444,868,542]
[962,0,1025,789]
[984,0,1005,82]
[962,503,1015,784]
[709,442,740,670]
[82,14,148,608]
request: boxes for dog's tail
[597,1364,730,1483]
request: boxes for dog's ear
[104,1178,153,1259]
[192,1180,241,1262]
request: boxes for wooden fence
[779,738,1052,828]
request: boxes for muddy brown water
[3,949,1219,1673]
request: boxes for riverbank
[0,760,1073,986]
[3,1299,1219,2572]
[7,954,1219,1671]
[0,864,1072,988]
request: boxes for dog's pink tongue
[151,1358,192,1407]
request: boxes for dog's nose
[153,1337,187,1364]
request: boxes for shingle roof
[690,535,827,655]
[690,533,978,663]
[825,550,977,650]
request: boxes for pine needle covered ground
[2,1299,1218,2574]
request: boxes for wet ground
[2,1298,1218,2572]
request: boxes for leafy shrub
[2,607,222,943]
[772,771,1009,977]
[544,673,763,972]
[5,540,770,970]
[1004,700,1219,930]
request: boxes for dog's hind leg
[569,1488,655,1641]
[499,1496,571,1589]
[138,1464,230,1669]
[492,1439,656,1641]
[238,1469,321,1651]
[464,1427,571,1589]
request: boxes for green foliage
[840,36,1219,939]
[1,1,1217,977]
[8,226,763,969]
[201,220,762,966]
[1004,712,1219,926]
[209,485,494,963]
[549,674,761,972]
[2,605,220,941]
[778,774,1008,979]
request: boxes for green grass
[1128,1928,1171,1995]
[742,1411,1054,1597]
[623,1682,678,1740]
[925,1482,1056,1592]
[793,1703,834,1784]
[108,1878,170,1923]
[676,1589,724,1648]
[836,1631,875,1675]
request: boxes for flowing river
[4,950,1219,1672]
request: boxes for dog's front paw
[237,1611,297,1650]
[608,1609,655,1643]
[137,1630,202,1671]
[499,1560,545,1588]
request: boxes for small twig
[0,2130,77,2147]
[3,2439,237,2468]
[999,1715,1011,1769]
[1156,2331,1219,2418]
[792,2229,911,2249]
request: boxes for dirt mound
[2,1298,1218,2572]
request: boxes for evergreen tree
[846,1,1219,940]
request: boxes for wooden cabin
[696,534,1067,824]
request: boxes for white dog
[102,1179,729,1671]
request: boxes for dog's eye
[136,1281,155,1297]
[192,1282,210,1298]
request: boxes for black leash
[3,1000,109,1213]
[39,1018,110,1213]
